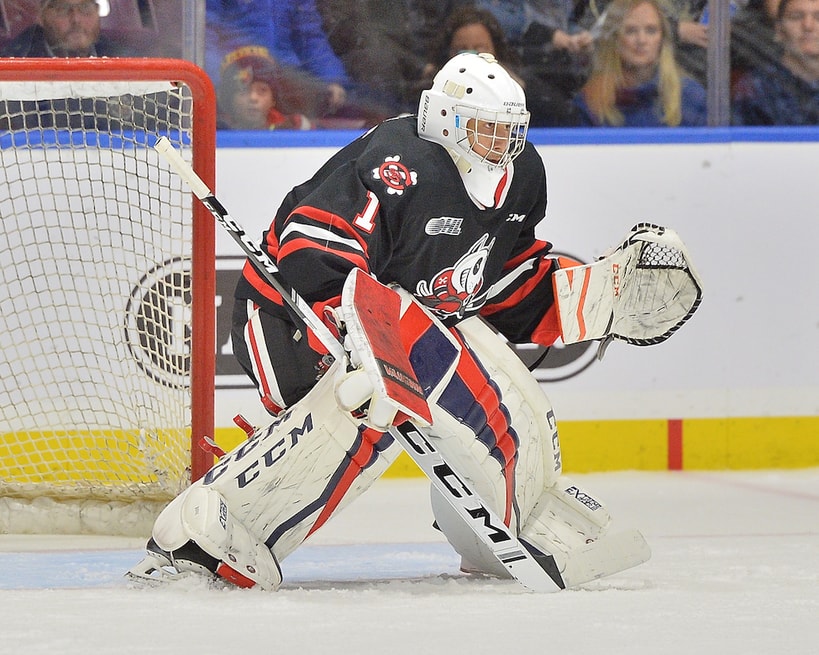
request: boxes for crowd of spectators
[0,0,816,129]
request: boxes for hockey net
[0,59,216,536]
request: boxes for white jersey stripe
[485,257,537,301]
[245,300,286,408]
[280,222,365,253]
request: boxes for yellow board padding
[0,428,189,487]
[559,416,819,471]
[213,416,819,476]
[556,419,670,472]
[213,426,251,454]
[682,416,819,470]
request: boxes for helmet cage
[452,104,529,169]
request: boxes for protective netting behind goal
[0,60,215,536]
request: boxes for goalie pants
[231,298,326,413]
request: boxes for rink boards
[210,128,819,472]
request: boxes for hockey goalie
[129,52,702,591]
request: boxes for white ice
[1,469,818,655]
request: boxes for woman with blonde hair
[574,0,706,126]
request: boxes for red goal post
[0,58,216,535]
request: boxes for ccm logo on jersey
[372,155,417,195]
[506,213,525,222]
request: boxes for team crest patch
[372,155,417,195]
[415,233,495,320]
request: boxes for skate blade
[124,553,220,589]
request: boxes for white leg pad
[430,317,563,521]
[426,317,564,576]
[426,318,649,585]
[518,476,612,571]
[178,485,282,590]
[151,488,192,552]
[147,361,397,589]
[194,362,399,564]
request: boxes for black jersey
[236,116,562,346]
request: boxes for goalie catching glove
[553,223,703,346]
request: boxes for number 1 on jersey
[353,191,379,233]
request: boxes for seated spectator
[1,0,127,58]
[217,47,313,130]
[474,0,596,121]
[732,0,783,83]
[317,0,463,116]
[573,0,707,126]
[0,0,162,132]
[421,5,579,125]
[206,0,348,118]
[732,0,819,125]
[573,1,711,84]
[469,1,709,119]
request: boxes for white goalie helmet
[418,52,530,173]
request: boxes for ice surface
[1,470,817,654]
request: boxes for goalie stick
[152,137,642,592]
[153,138,345,365]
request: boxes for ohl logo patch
[372,155,417,195]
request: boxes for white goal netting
[0,62,215,536]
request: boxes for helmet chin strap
[446,147,512,209]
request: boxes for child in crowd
[217,46,313,131]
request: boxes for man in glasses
[1,0,125,58]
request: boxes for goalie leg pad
[425,317,564,571]
[147,484,281,589]
[518,476,612,571]
[432,317,563,516]
[432,476,650,586]
[144,362,400,589]
[427,318,648,585]
[198,362,400,564]
[179,486,282,590]
[518,478,653,586]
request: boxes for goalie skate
[125,538,221,588]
